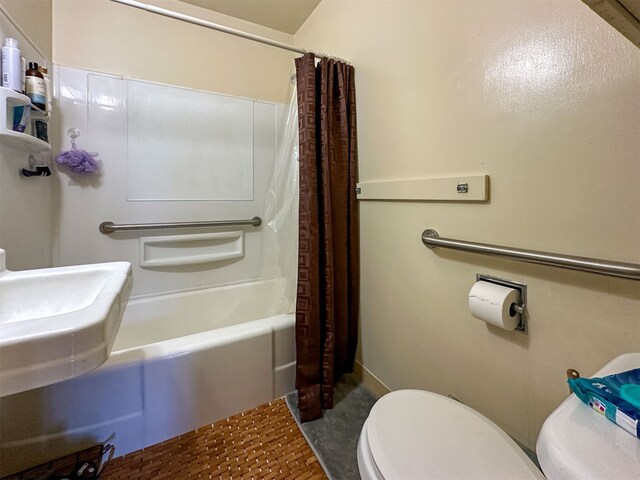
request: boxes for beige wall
[296,0,640,450]
[53,0,295,103]
[0,0,52,60]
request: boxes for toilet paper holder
[476,273,528,334]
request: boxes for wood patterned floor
[101,399,327,480]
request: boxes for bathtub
[0,279,296,476]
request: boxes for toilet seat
[358,389,544,480]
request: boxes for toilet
[358,353,640,479]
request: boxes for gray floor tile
[286,374,378,480]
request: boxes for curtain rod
[110,0,348,63]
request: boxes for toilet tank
[537,353,640,480]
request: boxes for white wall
[296,0,640,450]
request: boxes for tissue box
[568,368,640,438]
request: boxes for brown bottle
[25,61,46,111]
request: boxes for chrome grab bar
[99,217,262,234]
[422,229,640,281]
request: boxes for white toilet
[358,353,640,480]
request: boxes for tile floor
[286,374,378,480]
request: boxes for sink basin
[0,249,132,397]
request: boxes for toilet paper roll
[468,281,521,330]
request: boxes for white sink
[0,249,132,397]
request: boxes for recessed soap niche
[139,232,244,268]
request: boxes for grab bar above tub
[99,217,262,234]
[421,229,640,281]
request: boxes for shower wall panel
[55,66,280,298]
[126,80,254,202]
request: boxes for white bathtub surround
[0,280,295,476]
[54,65,283,298]
[113,278,290,350]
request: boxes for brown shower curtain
[294,52,359,422]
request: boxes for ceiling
[178,0,321,34]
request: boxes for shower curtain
[261,82,299,313]
[294,53,359,422]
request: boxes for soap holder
[139,231,244,268]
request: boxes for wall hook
[21,154,51,177]
[21,166,51,177]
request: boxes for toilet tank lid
[365,389,545,480]
[536,353,640,480]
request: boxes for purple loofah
[55,148,101,173]
[55,128,101,174]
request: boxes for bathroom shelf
[0,87,51,153]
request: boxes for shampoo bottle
[25,62,46,111]
[37,65,52,114]
[1,38,21,92]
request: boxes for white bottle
[1,38,21,92]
